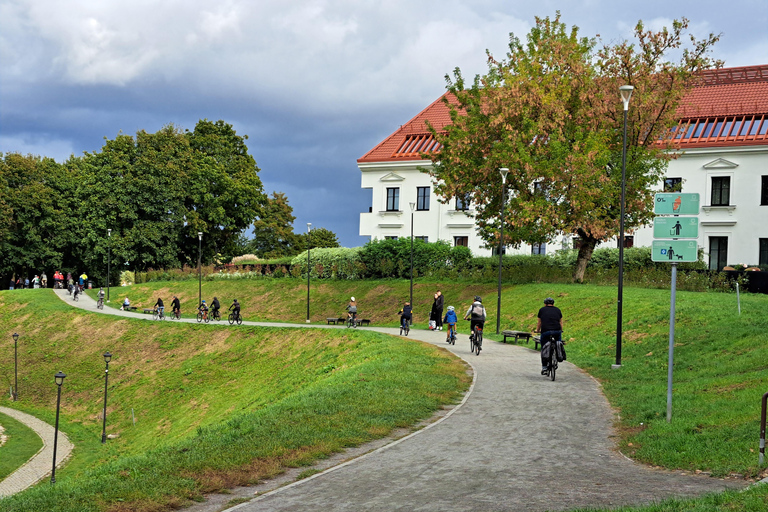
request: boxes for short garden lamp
[101,352,112,443]
[51,371,66,484]
[12,332,19,401]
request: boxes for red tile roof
[359,65,768,163]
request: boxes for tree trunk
[573,233,598,283]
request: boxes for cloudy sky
[1,0,766,247]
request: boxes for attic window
[669,115,768,146]
[392,133,442,158]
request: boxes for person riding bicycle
[536,297,563,375]
[464,296,486,344]
[229,299,241,320]
[398,301,412,331]
[443,305,458,343]
[97,287,105,303]
[211,297,221,318]
[346,297,357,324]
[198,299,209,316]
[153,297,165,316]
[171,295,181,318]
[72,285,80,300]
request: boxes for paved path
[0,407,73,496]
[50,289,747,510]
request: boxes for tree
[299,227,340,251]
[247,192,298,258]
[428,14,720,281]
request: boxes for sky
[1,0,766,248]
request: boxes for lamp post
[12,332,19,401]
[197,232,203,309]
[107,229,112,302]
[496,168,509,335]
[101,352,112,443]
[306,223,311,323]
[51,371,66,484]
[615,84,634,369]
[409,202,415,307]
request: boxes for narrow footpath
[41,289,748,511]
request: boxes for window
[386,187,399,211]
[416,187,430,211]
[415,236,429,242]
[491,246,507,256]
[760,239,768,266]
[384,236,398,240]
[456,194,470,211]
[617,236,634,249]
[454,236,468,247]
[531,243,546,255]
[710,177,730,206]
[664,178,682,192]
[709,237,728,270]
[762,176,768,206]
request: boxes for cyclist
[346,297,357,325]
[97,287,105,306]
[443,305,458,343]
[198,299,209,318]
[398,301,412,331]
[464,296,486,347]
[153,297,165,317]
[72,285,80,300]
[536,297,563,375]
[171,295,181,319]
[229,299,241,321]
[211,296,221,319]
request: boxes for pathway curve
[0,407,73,497]
[54,289,747,511]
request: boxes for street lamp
[107,229,112,302]
[198,232,203,309]
[51,371,66,484]
[615,84,634,369]
[409,202,416,308]
[12,332,19,401]
[101,352,112,443]
[496,168,509,335]
[306,223,311,323]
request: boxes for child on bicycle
[198,299,209,316]
[464,296,486,341]
[229,299,240,320]
[97,287,105,305]
[443,305,458,343]
[346,297,357,323]
[398,301,412,330]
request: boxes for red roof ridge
[697,64,768,86]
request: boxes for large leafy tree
[428,14,720,281]
[247,192,298,258]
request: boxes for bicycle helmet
[448,305,455,311]
[201,299,206,303]
[351,296,355,302]
[544,297,555,305]
[474,295,482,302]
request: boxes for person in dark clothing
[536,297,564,374]
[211,297,221,319]
[229,299,241,321]
[398,301,413,330]
[153,297,165,316]
[433,290,444,330]
[171,295,181,318]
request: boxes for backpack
[556,341,567,362]
[470,303,484,320]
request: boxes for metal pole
[13,334,18,401]
[760,391,767,465]
[306,223,311,323]
[667,263,677,423]
[496,169,508,335]
[101,357,110,443]
[107,229,111,302]
[410,209,414,307]
[616,106,628,368]
[737,282,741,315]
[198,232,202,308]
[51,373,65,484]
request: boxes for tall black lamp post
[107,229,112,302]
[12,332,19,401]
[101,352,112,443]
[496,168,509,334]
[615,84,634,369]
[306,223,311,323]
[409,202,415,307]
[197,232,203,309]
[51,371,66,484]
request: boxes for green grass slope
[0,412,44,481]
[0,289,470,511]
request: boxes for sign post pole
[667,262,677,423]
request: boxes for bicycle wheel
[236,314,242,325]
[153,310,159,320]
[197,312,203,323]
[74,295,79,302]
[204,313,210,324]
[228,313,235,325]
[550,352,557,381]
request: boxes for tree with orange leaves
[427,13,720,281]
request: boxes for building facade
[358,65,768,268]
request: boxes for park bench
[326,317,346,325]
[358,319,371,326]
[122,306,137,312]
[502,330,532,344]
[143,308,153,314]
[534,335,541,350]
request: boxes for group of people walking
[9,271,90,291]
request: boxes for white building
[358,65,768,269]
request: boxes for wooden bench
[326,317,347,325]
[358,319,371,326]
[122,306,137,312]
[534,336,541,350]
[502,330,532,344]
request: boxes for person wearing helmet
[171,295,181,319]
[198,299,208,314]
[229,299,241,322]
[464,296,487,348]
[346,297,358,326]
[443,305,458,343]
[211,296,221,319]
[537,297,563,374]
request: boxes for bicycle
[346,313,357,328]
[153,307,165,321]
[73,293,79,302]
[197,309,210,323]
[470,325,483,355]
[399,316,410,336]
[541,331,563,381]
[210,309,221,321]
[97,297,104,309]
[170,308,181,320]
[446,324,456,345]
[228,311,242,325]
